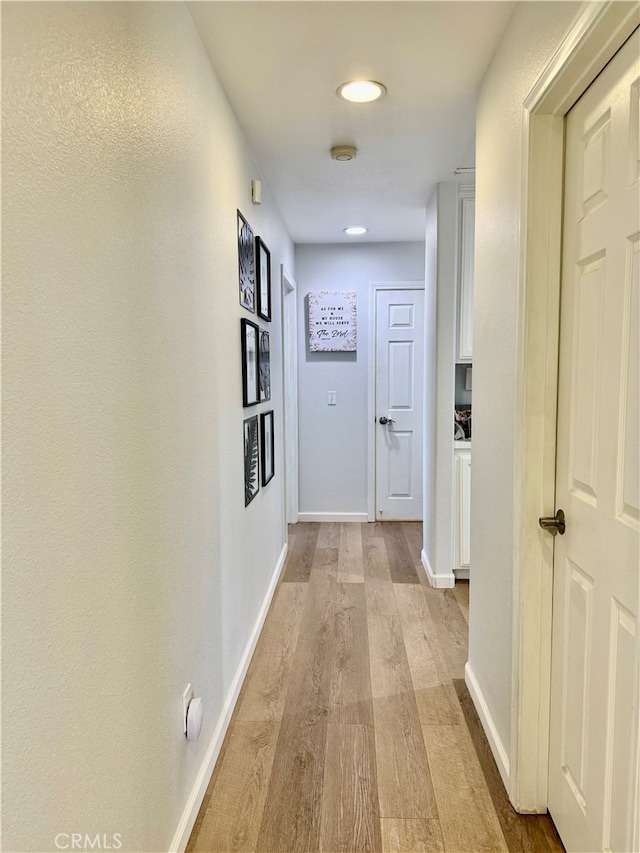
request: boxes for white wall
[469,0,581,769]
[423,193,438,566]
[424,182,476,587]
[434,184,459,582]
[2,4,293,851]
[295,243,425,518]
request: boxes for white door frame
[512,1,639,812]
[281,265,298,526]
[367,280,425,523]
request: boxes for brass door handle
[539,508,566,536]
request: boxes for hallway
[187,522,564,853]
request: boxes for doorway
[281,266,298,526]
[511,0,640,833]
[368,282,425,522]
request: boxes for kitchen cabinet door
[457,193,474,362]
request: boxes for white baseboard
[454,567,470,580]
[420,549,455,589]
[465,661,511,792]
[297,512,369,523]
[169,542,289,853]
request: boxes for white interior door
[548,30,639,853]
[375,287,424,521]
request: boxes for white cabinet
[455,446,471,573]
[457,190,475,362]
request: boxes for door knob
[378,416,395,425]
[538,508,566,536]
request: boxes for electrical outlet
[328,391,337,406]
[182,684,194,734]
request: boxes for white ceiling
[188,1,515,243]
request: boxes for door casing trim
[367,281,425,523]
[512,0,639,812]
[281,266,298,525]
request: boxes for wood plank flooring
[188,522,565,853]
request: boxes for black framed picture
[241,319,260,407]
[256,236,272,321]
[238,210,255,313]
[259,329,271,402]
[260,410,275,487]
[243,415,260,506]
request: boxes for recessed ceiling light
[344,226,367,236]
[337,80,386,104]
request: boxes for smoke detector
[331,145,358,162]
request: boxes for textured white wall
[469,0,580,762]
[423,182,468,580]
[2,4,293,851]
[295,243,425,516]
[423,193,438,566]
[433,184,458,578]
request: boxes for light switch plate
[328,391,337,405]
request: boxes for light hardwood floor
[187,522,565,853]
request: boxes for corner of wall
[464,662,511,792]
[420,549,455,589]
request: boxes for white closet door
[548,30,639,853]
